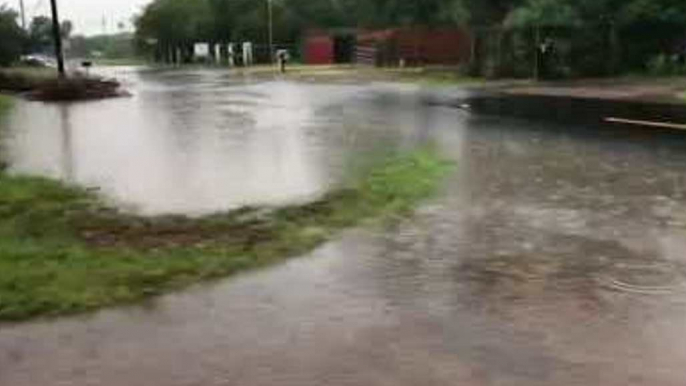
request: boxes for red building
[304,27,472,66]
[304,31,334,65]
[304,29,356,65]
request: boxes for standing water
[0,67,438,214]
[1,68,686,385]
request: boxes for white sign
[227,43,235,66]
[242,42,253,66]
[194,43,210,58]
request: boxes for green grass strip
[0,148,453,321]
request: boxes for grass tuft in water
[0,148,453,321]
[0,94,12,111]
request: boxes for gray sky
[21,0,152,35]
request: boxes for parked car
[19,55,56,68]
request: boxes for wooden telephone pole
[49,0,66,77]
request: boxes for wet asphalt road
[1,68,686,385]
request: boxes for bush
[0,69,49,91]
[0,68,127,101]
[647,53,686,76]
[28,76,125,101]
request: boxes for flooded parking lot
[1,68,686,385]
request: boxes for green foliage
[133,0,686,37]
[135,0,212,45]
[0,6,25,67]
[357,149,453,213]
[454,0,525,26]
[26,16,73,54]
[506,0,580,27]
[647,54,686,76]
[0,67,57,93]
[28,16,52,49]
[0,94,12,111]
[130,0,686,76]
[69,33,137,59]
[505,0,686,27]
[0,149,453,321]
[134,0,523,47]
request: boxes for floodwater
[0,67,434,214]
[2,68,686,385]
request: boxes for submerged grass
[0,94,11,111]
[0,148,453,321]
[0,68,56,93]
[238,65,484,87]
[392,68,484,87]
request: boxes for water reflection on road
[1,68,435,214]
[2,68,686,385]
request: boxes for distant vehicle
[19,55,56,68]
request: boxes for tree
[131,0,686,75]
[499,0,686,74]
[0,6,25,66]
[446,0,525,26]
[136,0,211,43]
[27,16,72,53]
[69,33,136,59]
[505,0,580,27]
[61,20,73,39]
[135,0,212,61]
[28,16,53,52]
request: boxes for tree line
[2,0,685,75]
[134,0,686,75]
[134,0,521,49]
[0,6,137,67]
[0,7,74,67]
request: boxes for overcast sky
[21,0,152,35]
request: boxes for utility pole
[18,0,26,30]
[49,0,66,77]
[533,25,541,81]
[268,0,273,64]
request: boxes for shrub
[647,53,686,76]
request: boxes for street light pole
[49,0,66,77]
[18,0,26,30]
[268,0,274,64]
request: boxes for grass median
[0,144,453,321]
[0,94,11,110]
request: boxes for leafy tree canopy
[0,6,25,66]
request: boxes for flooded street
[0,67,435,214]
[2,68,686,385]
